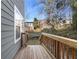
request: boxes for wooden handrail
[40,32,77,59]
[42,33,77,48]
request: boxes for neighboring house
[25,22,34,32]
[1,0,24,59]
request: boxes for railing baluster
[40,33,77,59]
[72,48,76,59]
[59,43,61,59]
[59,43,64,59]
[66,46,69,59]
[61,43,64,59]
[53,40,56,56]
[56,41,60,59]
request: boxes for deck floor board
[14,45,52,59]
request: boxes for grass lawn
[27,38,40,45]
[27,32,40,45]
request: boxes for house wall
[1,0,24,59]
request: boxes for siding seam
[7,0,14,9]
[2,34,14,39]
[1,16,14,22]
[2,41,14,53]
[2,23,14,26]
[2,1,14,13]
[2,30,14,32]
[10,0,14,5]
[2,36,14,47]
[1,9,14,17]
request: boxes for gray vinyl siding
[1,0,24,59]
[13,0,24,16]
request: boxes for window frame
[14,5,22,44]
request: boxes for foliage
[47,19,50,25]
[33,18,40,29]
[39,0,77,39]
[34,18,38,21]
[62,20,66,23]
[42,28,77,39]
[70,0,77,30]
[56,1,64,9]
[70,0,77,8]
[42,28,53,33]
[72,10,77,30]
[42,27,56,34]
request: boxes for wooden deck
[14,32,77,59]
[14,45,52,59]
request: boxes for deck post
[21,32,28,48]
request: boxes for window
[14,5,23,43]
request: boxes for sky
[24,0,47,22]
[24,0,72,22]
[58,5,72,20]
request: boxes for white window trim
[14,5,22,44]
[14,25,21,44]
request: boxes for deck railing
[40,33,77,59]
